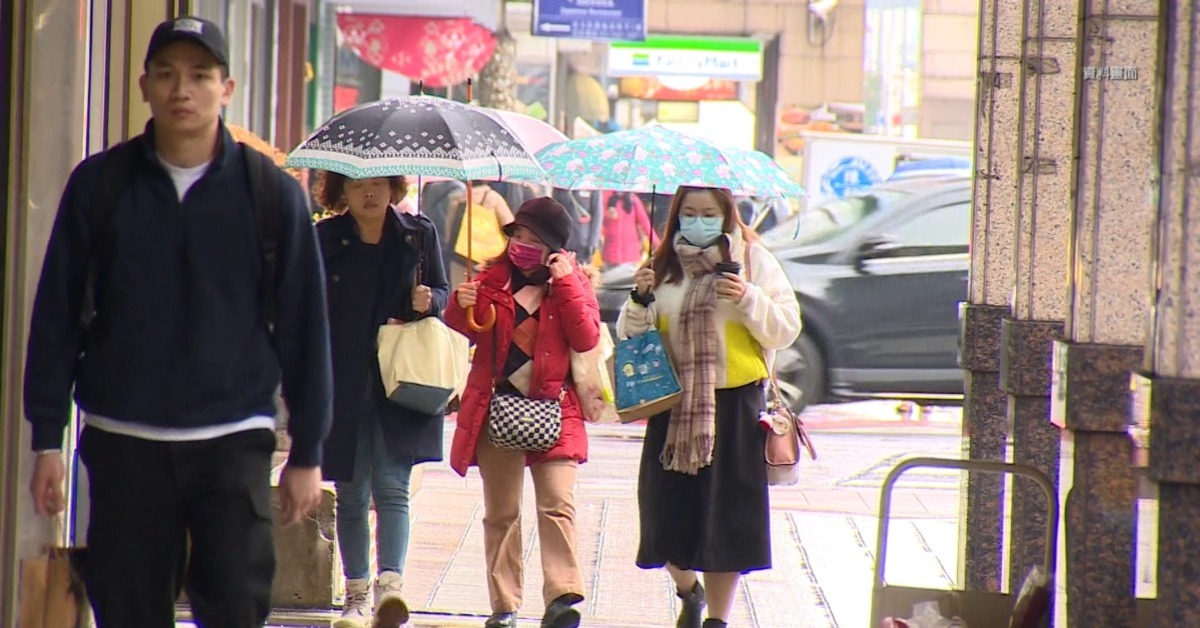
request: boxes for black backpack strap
[81,142,132,331]
[242,144,283,336]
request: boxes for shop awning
[336,13,496,88]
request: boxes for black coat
[317,210,450,481]
[24,121,332,463]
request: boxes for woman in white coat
[617,185,801,628]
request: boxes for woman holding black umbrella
[314,172,449,628]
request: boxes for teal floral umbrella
[535,125,804,197]
[720,145,805,199]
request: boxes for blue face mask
[678,216,724,247]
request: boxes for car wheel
[774,332,825,413]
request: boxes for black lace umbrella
[287,91,536,332]
[286,95,546,182]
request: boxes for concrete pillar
[1049,0,1162,625]
[1000,0,1081,596]
[956,0,1022,593]
[1132,0,1200,623]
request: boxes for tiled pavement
[177,404,1156,627]
[403,422,966,628]
[179,415,969,627]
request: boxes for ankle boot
[676,581,706,628]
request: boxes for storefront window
[192,0,260,130]
[334,44,381,113]
[191,0,228,32]
[249,0,276,140]
[516,62,551,121]
[863,0,923,138]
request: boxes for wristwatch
[629,288,655,307]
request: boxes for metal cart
[870,457,1057,628]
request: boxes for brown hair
[313,171,408,213]
[649,186,757,285]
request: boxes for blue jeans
[335,411,413,580]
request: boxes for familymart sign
[607,35,764,82]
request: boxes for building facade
[0,1,314,619]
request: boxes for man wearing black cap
[23,16,331,627]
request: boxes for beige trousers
[476,436,584,613]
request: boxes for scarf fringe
[658,433,716,476]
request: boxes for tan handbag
[763,373,816,485]
[739,242,816,485]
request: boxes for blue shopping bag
[613,329,683,423]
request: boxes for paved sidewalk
[175,404,1161,627]
[193,421,965,628]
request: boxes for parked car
[596,176,972,411]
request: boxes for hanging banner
[336,13,496,88]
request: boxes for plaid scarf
[660,239,723,474]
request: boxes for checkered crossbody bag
[485,323,565,453]
[487,389,565,453]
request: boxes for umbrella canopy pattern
[536,125,804,197]
[719,145,806,198]
[481,108,568,155]
[286,96,547,181]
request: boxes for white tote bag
[570,324,619,423]
[377,317,471,415]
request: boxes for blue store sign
[820,157,882,199]
[532,0,647,41]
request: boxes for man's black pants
[78,425,277,627]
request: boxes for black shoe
[485,612,519,628]
[676,581,706,628]
[541,593,583,628]
[702,620,727,628]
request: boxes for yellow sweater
[617,232,802,389]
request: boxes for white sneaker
[373,570,410,627]
[331,578,372,628]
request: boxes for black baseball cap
[144,16,229,70]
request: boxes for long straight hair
[649,186,757,285]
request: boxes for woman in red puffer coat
[444,196,600,628]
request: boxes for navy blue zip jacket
[23,120,333,467]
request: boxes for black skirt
[636,382,771,573]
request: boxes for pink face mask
[507,240,546,271]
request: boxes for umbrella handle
[466,304,496,332]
